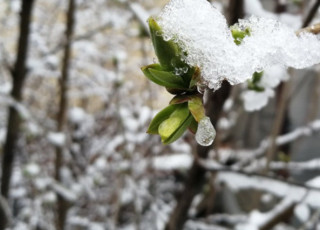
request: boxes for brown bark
[55,0,76,229]
[302,0,320,28]
[0,0,35,229]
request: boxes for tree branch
[302,0,320,28]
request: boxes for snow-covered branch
[234,119,320,168]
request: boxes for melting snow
[157,0,320,90]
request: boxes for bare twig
[302,0,320,28]
[0,195,10,230]
[264,71,292,172]
[55,0,76,229]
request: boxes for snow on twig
[234,119,320,168]
[49,180,77,203]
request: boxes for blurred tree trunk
[0,0,35,229]
[165,2,243,229]
[55,0,75,229]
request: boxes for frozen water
[195,116,216,146]
[157,0,320,90]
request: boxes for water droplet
[182,66,188,73]
[197,83,206,94]
[195,116,216,146]
[163,34,171,41]
[171,58,178,68]
[174,68,182,75]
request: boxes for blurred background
[1,0,320,229]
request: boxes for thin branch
[0,195,10,230]
[302,0,320,27]
[199,159,320,193]
[234,119,320,168]
[260,198,295,230]
[264,70,291,172]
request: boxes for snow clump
[157,0,320,90]
[242,65,289,111]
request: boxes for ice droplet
[195,116,216,146]
[197,83,206,94]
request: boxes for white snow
[294,203,310,223]
[244,0,302,29]
[242,88,274,112]
[152,153,192,170]
[236,198,295,229]
[307,176,320,188]
[41,192,57,203]
[0,82,12,94]
[24,163,41,177]
[47,132,66,147]
[242,65,289,112]
[50,181,77,202]
[157,0,320,90]
[68,107,86,124]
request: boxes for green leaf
[248,71,265,92]
[141,64,165,86]
[162,114,193,144]
[252,71,264,84]
[158,103,190,144]
[147,104,177,134]
[188,96,205,122]
[148,17,185,71]
[142,65,186,89]
[149,68,187,89]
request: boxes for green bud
[158,103,192,144]
[231,26,251,45]
[148,17,186,71]
[248,71,265,92]
[141,64,186,89]
[147,104,178,134]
